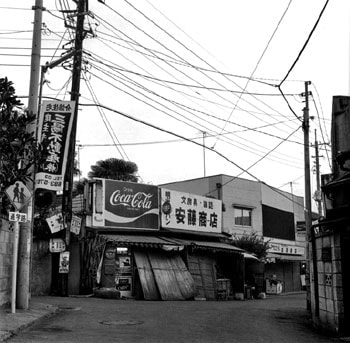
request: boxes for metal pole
[202,131,206,177]
[11,221,19,314]
[314,130,322,217]
[17,0,43,310]
[303,81,319,317]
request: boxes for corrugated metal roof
[168,238,244,253]
[190,240,244,253]
[100,234,180,248]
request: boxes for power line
[87,60,304,166]
[80,101,305,208]
[279,0,329,86]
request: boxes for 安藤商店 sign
[35,100,75,192]
[160,188,222,233]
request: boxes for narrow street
[6,293,341,343]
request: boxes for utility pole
[202,131,206,177]
[302,81,319,317]
[17,0,43,310]
[60,0,87,295]
[314,130,323,217]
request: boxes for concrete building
[161,174,306,294]
[310,96,350,335]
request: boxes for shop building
[160,174,306,294]
[81,179,246,300]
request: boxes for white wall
[221,176,262,236]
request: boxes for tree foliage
[230,231,271,259]
[0,78,42,212]
[88,158,138,182]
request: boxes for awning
[100,234,182,249]
[170,238,244,254]
[267,253,305,261]
[243,252,260,261]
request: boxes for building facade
[161,174,306,294]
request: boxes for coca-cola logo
[109,190,153,209]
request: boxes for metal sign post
[5,182,31,313]
[11,221,19,314]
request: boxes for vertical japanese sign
[59,251,70,273]
[160,188,222,233]
[35,100,75,192]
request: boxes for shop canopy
[99,233,245,254]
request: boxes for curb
[0,303,59,342]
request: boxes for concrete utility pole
[302,81,319,317]
[60,0,87,295]
[17,0,43,310]
[314,130,323,217]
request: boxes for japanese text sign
[49,238,66,253]
[59,251,70,273]
[70,215,81,235]
[46,213,64,234]
[9,212,27,223]
[160,188,222,233]
[35,100,75,191]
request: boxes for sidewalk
[0,300,58,341]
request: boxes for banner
[93,179,159,230]
[35,100,75,191]
[160,188,222,233]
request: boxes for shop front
[82,180,246,301]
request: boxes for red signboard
[98,179,159,230]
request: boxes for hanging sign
[35,100,75,192]
[5,181,31,211]
[49,238,66,253]
[59,251,70,273]
[46,213,64,234]
[70,215,82,235]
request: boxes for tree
[0,77,42,214]
[230,231,271,260]
[88,158,138,182]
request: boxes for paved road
[6,293,341,343]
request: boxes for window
[234,207,252,226]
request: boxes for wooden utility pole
[303,81,319,317]
[17,0,43,310]
[60,0,87,295]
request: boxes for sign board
[5,181,31,211]
[92,179,159,230]
[49,238,66,253]
[46,213,64,234]
[160,188,222,233]
[35,100,75,192]
[268,242,305,256]
[9,212,27,223]
[59,251,70,273]
[70,215,81,235]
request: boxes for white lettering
[110,190,153,209]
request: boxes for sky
[0,0,349,208]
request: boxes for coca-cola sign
[103,180,159,230]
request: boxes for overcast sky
[1,0,349,208]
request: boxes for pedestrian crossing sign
[5,181,32,211]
